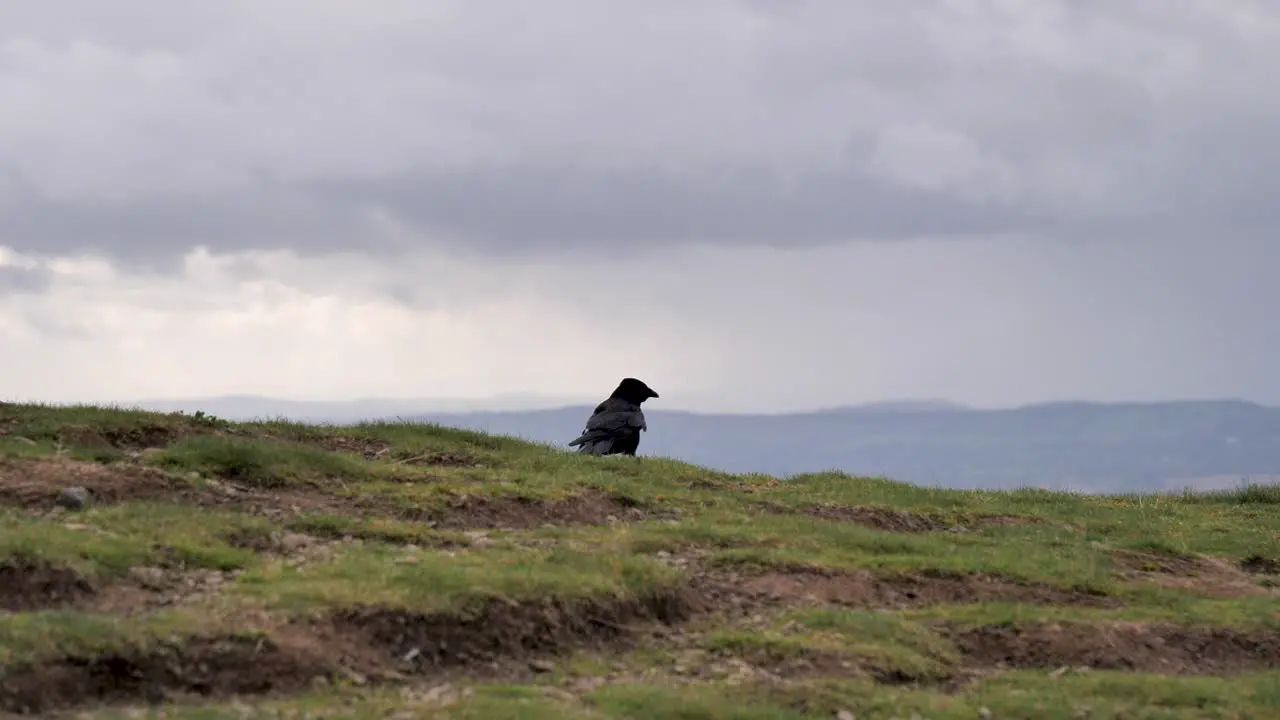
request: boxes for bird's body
[568,378,659,456]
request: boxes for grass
[149,436,380,489]
[0,400,1278,718]
[232,543,683,613]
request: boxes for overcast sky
[1,1,1277,413]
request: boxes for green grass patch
[284,512,472,547]
[149,436,375,488]
[0,503,264,574]
[768,670,1280,719]
[231,543,683,614]
[0,607,237,671]
[904,592,1280,628]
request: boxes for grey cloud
[0,264,51,295]
[0,187,373,267]
[315,164,1053,255]
[2,2,1280,263]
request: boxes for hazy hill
[412,399,1280,492]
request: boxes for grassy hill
[0,402,1278,719]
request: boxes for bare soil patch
[0,458,180,509]
[803,504,951,532]
[334,587,702,675]
[200,486,655,530]
[0,559,94,612]
[420,492,654,530]
[186,478,400,520]
[761,503,1043,534]
[314,435,392,460]
[0,558,231,616]
[1241,555,1280,575]
[1112,550,1276,598]
[0,456,647,531]
[58,423,188,451]
[704,646,861,681]
[394,450,479,468]
[101,567,234,614]
[312,436,479,468]
[1111,548,1204,576]
[949,622,1280,675]
[709,644,941,685]
[0,633,340,715]
[704,567,1115,610]
[965,513,1044,527]
[0,587,703,714]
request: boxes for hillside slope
[1,402,1279,718]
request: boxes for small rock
[339,667,368,686]
[528,659,556,674]
[420,683,460,706]
[128,566,168,590]
[541,687,576,702]
[55,486,91,511]
[978,708,993,719]
[836,711,855,720]
[568,676,605,693]
[278,532,311,552]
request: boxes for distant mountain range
[130,395,1280,493]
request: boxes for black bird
[567,377,660,456]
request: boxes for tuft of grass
[0,608,243,672]
[0,503,263,574]
[1192,482,1280,505]
[149,436,374,488]
[232,543,683,614]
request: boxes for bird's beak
[649,390,659,399]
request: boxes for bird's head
[613,377,659,404]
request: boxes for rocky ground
[0,401,1278,718]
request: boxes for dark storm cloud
[2,1,1279,263]
[314,164,1054,254]
[0,188,373,266]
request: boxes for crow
[567,377,659,456]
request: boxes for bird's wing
[568,399,645,446]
